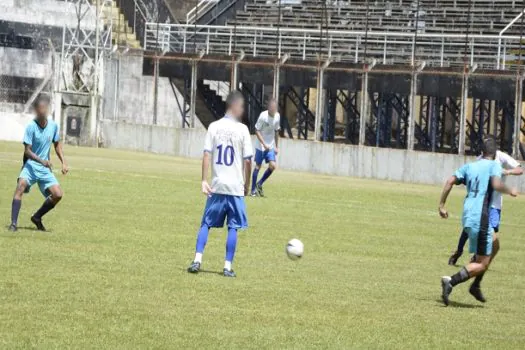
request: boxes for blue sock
[225,227,238,264]
[11,199,21,225]
[456,229,468,253]
[251,168,260,193]
[258,168,273,186]
[195,224,210,254]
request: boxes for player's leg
[441,227,492,306]
[488,208,501,264]
[448,229,468,265]
[251,150,263,196]
[256,150,277,196]
[31,181,63,231]
[223,196,248,277]
[188,194,227,273]
[9,178,29,231]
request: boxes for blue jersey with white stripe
[454,159,502,231]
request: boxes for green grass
[1,141,525,349]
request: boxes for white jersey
[204,117,253,196]
[255,110,280,150]
[477,150,521,209]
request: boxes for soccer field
[1,141,525,349]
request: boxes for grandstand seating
[179,0,524,67]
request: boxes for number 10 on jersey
[216,144,234,166]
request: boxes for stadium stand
[173,0,524,67]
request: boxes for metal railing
[187,0,220,24]
[144,23,525,69]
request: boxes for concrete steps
[102,1,141,49]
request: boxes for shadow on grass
[435,299,484,308]
[183,268,223,276]
[2,225,52,234]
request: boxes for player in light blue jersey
[8,94,69,232]
[438,137,518,306]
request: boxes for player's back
[205,117,252,197]
[457,159,502,230]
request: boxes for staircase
[103,1,141,49]
[170,78,225,128]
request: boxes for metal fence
[143,23,525,70]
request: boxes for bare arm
[255,130,267,150]
[274,130,279,151]
[54,141,68,174]
[244,158,252,196]
[491,176,518,197]
[503,166,523,176]
[201,152,213,196]
[24,144,50,168]
[438,176,457,218]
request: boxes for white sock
[194,253,203,263]
[224,261,232,271]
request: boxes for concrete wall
[0,110,34,142]
[0,0,96,28]
[0,47,52,79]
[100,120,525,191]
[102,55,205,129]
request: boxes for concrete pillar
[53,92,63,139]
[90,94,99,146]
[359,71,369,145]
[314,67,325,141]
[153,58,159,125]
[513,74,523,158]
[190,60,198,128]
[407,72,417,150]
[458,69,469,155]
[231,61,238,91]
[273,65,280,99]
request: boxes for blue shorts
[255,149,276,165]
[201,194,248,229]
[466,226,493,256]
[489,208,501,232]
[18,163,59,197]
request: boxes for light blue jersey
[23,119,60,171]
[454,159,502,232]
[19,118,60,196]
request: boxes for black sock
[471,272,485,288]
[11,199,21,225]
[450,267,470,286]
[456,229,468,253]
[33,198,55,220]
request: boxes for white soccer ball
[286,239,304,260]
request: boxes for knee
[269,162,277,171]
[14,181,27,198]
[255,164,262,170]
[51,189,64,203]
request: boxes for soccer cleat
[441,276,453,306]
[187,261,201,274]
[448,250,463,265]
[30,216,46,231]
[8,223,17,232]
[250,191,258,197]
[256,183,264,197]
[223,268,236,277]
[469,285,486,303]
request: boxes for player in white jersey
[251,98,280,197]
[188,91,253,277]
[448,144,523,266]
